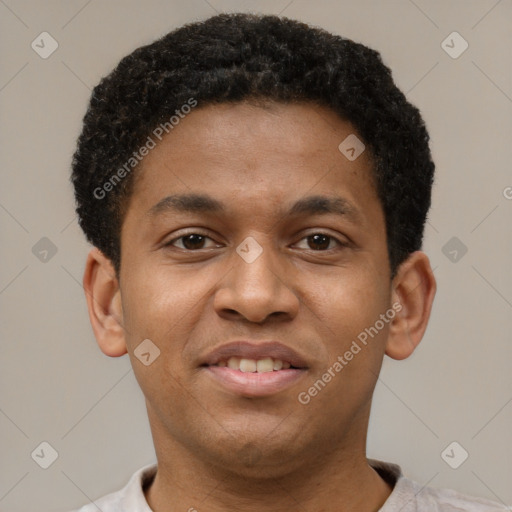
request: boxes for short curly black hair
[71,12,434,278]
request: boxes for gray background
[1,0,511,510]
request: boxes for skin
[83,101,436,512]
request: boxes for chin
[195,426,310,478]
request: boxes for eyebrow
[147,193,361,223]
[287,195,361,223]
[147,194,225,217]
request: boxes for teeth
[256,358,274,373]
[227,357,240,369]
[219,356,293,372]
[239,358,257,372]
[273,359,283,371]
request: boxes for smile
[200,340,309,397]
[213,356,292,372]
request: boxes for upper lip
[201,341,308,368]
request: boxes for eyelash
[164,231,349,252]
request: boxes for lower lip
[204,366,306,397]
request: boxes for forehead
[125,101,381,227]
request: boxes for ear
[82,248,127,357]
[385,251,436,360]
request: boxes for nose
[213,241,300,324]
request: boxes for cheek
[311,270,389,344]
[315,272,390,382]
[119,265,213,390]
[121,266,207,341]
[296,276,389,430]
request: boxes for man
[70,12,508,512]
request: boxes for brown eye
[293,232,347,251]
[167,233,217,250]
[306,234,334,250]
[181,234,206,250]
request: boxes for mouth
[200,341,308,397]
[211,356,295,372]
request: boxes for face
[118,101,393,475]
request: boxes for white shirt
[71,460,509,511]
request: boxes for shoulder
[369,460,510,512]
[392,475,510,511]
[70,491,121,512]
[417,482,510,512]
[68,464,157,512]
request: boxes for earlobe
[83,248,128,357]
[385,251,436,360]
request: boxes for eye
[294,233,345,251]
[166,233,219,250]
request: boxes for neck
[144,414,393,512]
